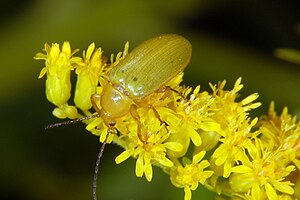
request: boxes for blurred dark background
[1,0,300,199]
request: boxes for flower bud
[195,130,221,152]
[35,42,81,107]
[52,104,78,119]
[167,128,190,158]
[46,69,72,106]
[74,43,103,111]
[74,72,96,110]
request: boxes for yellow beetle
[91,34,192,136]
[41,34,192,200]
[92,33,192,200]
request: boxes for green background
[1,0,300,199]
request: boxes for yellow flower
[85,116,115,143]
[259,102,300,169]
[212,115,259,178]
[230,139,295,200]
[34,42,82,119]
[210,78,261,178]
[115,109,182,182]
[110,41,129,68]
[74,43,105,111]
[170,150,214,200]
[166,85,220,158]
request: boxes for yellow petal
[135,156,143,177]
[199,121,220,132]
[86,43,95,60]
[241,93,259,105]
[157,157,173,167]
[272,180,294,195]
[164,142,183,152]
[231,165,252,173]
[188,127,201,146]
[252,182,261,200]
[38,67,48,78]
[265,183,278,200]
[86,118,102,131]
[192,150,205,163]
[184,186,192,200]
[144,158,153,182]
[223,161,232,178]
[115,150,132,164]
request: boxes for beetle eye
[109,121,116,126]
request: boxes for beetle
[43,34,192,200]
[91,34,192,138]
[80,34,191,200]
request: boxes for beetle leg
[129,105,142,141]
[91,94,102,114]
[91,94,117,134]
[157,85,188,102]
[157,85,177,93]
[151,106,169,133]
[134,100,169,134]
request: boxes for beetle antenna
[93,133,110,200]
[45,114,99,130]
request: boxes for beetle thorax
[100,82,133,118]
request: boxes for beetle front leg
[91,94,102,114]
[91,93,117,133]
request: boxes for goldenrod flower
[35,40,300,200]
[34,42,82,119]
[259,102,300,169]
[170,150,213,200]
[230,139,295,200]
[115,109,182,182]
[210,78,261,178]
[166,85,220,158]
[74,43,105,111]
[35,42,81,105]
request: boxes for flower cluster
[35,40,300,200]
